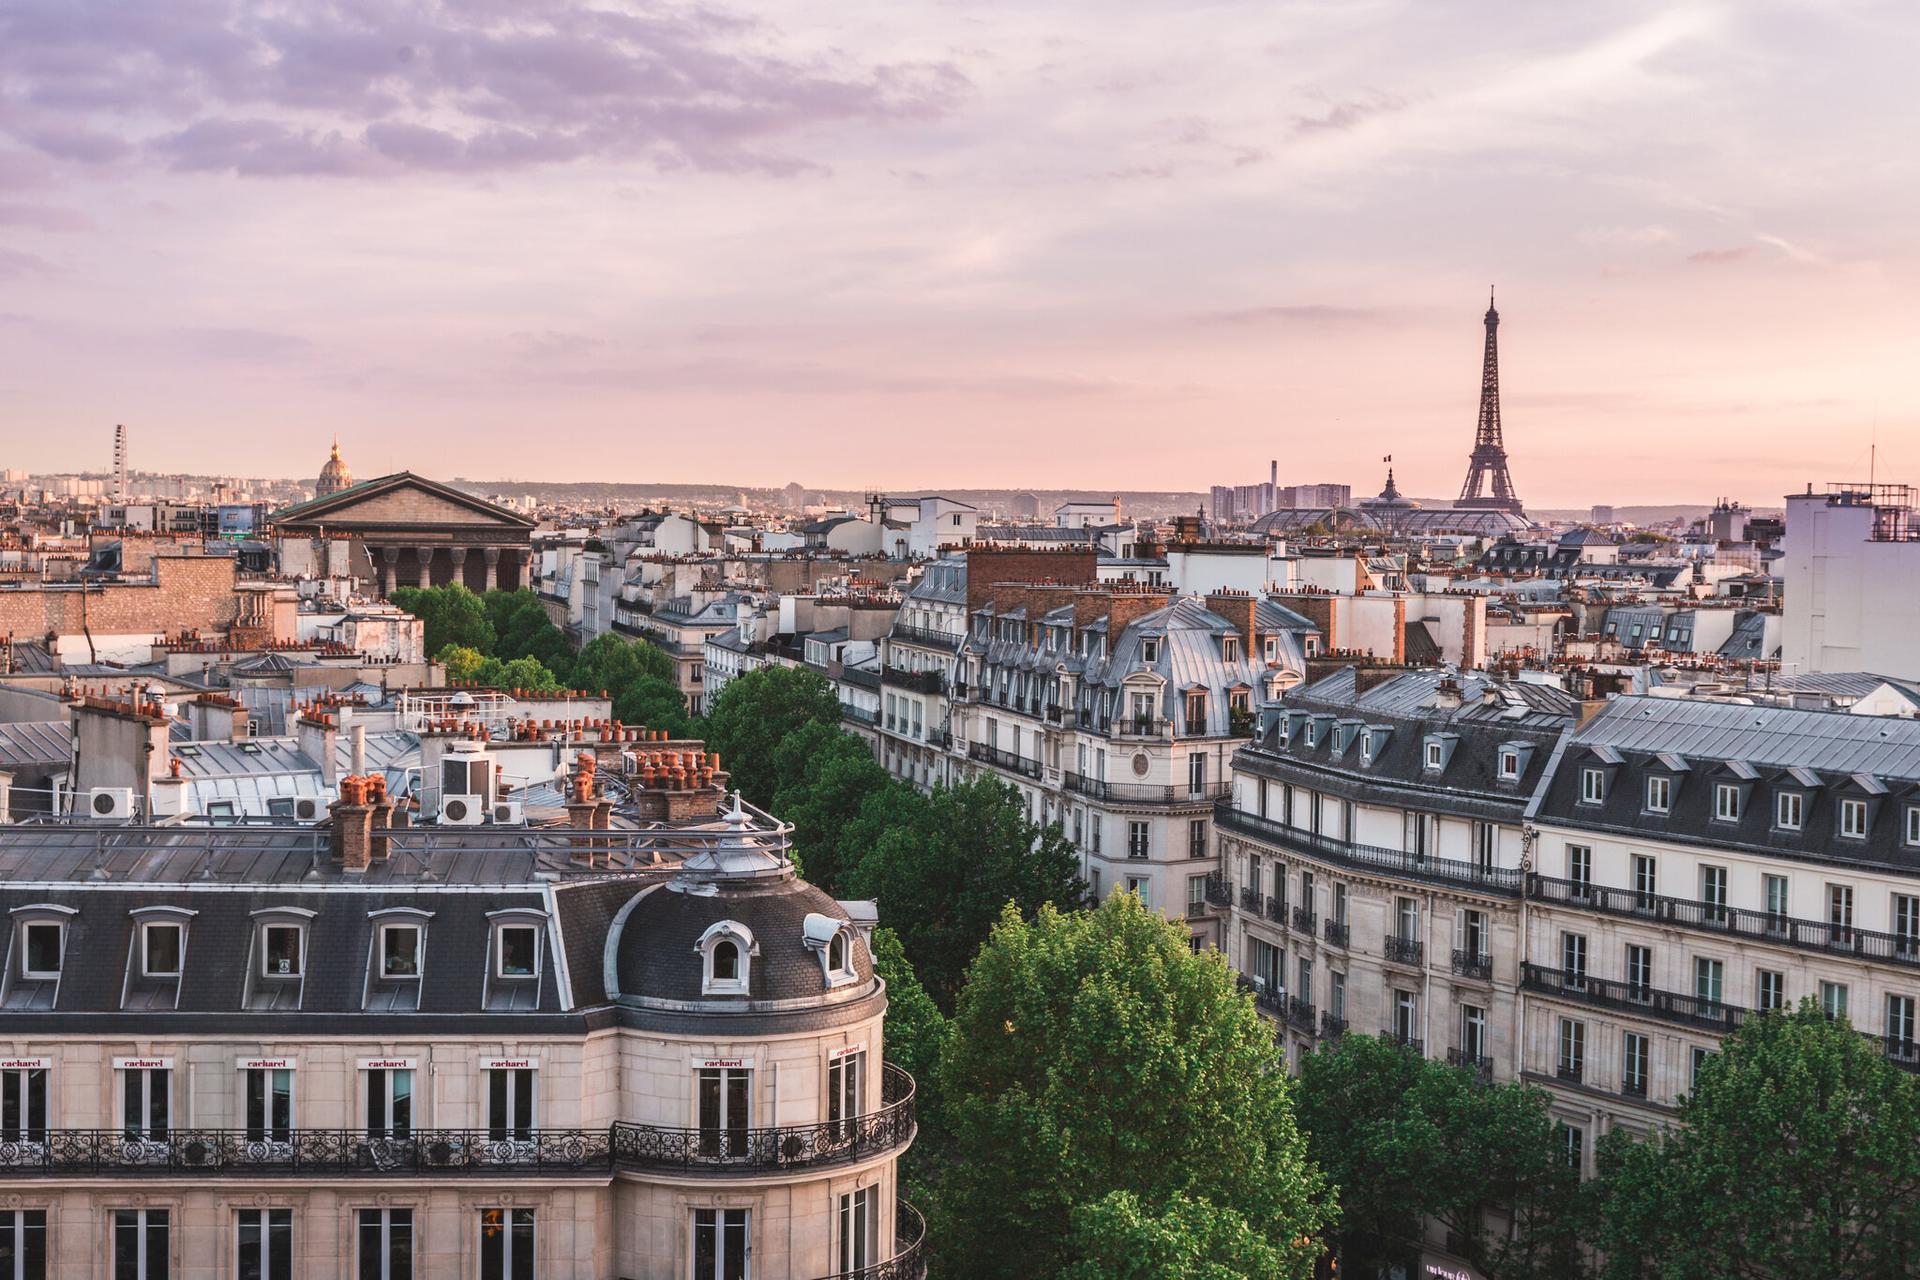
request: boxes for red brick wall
[963,547,1098,613]
[0,556,242,640]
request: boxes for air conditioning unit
[86,788,134,821]
[492,801,525,826]
[441,795,484,825]
[293,797,322,822]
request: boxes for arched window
[696,922,755,996]
[827,932,847,974]
[804,913,860,989]
[712,939,739,981]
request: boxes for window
[245,1067,294,1143]
[1188,752,1207,794]
[1558,1018,1585,1080]
[1472,822,1495,875]
[1393,990,1418,1043]
[692,1208,748,1280]
[1700,866,1728,924]
[1776,791,1803,831]
[1622,1032,1649,1096]
[0,1066,46,1144]
[1330,971,1346,1020]
[1332,883,1348,926]
[1187,876,1206,915]
[713,941,739,980]
[1126,822,1149,860]
[1463,909,1487,960]
[1690,1047,1710,1090]
[838,1186,879,1275]
[237,1208,292,1280]
[1126,876,1149,906]
[0,1210,45,1280]
[1561,932,1588,988]
[1580,768,1605,803]
[488,1067,536,1141]
[1188,819,1207,859]
[497,925,539,978]
[142,923,182,978]
[1889,995,1917,1049]
[1713,784,1740,822]
[1840,798,1869,839]
[262,924,302,977]
[1821,981,1849,1019]
[1757,970,1784,1012]
[380,925,420,978]
[1764,874,1790,924]
[1141,638,1160,664]
[1558,1123,1583,1171]
[113,1209,168,1280]
[1567,845,1592,892]
[1425,742,1443,771]
[122,1066,170,1140]
[19,923,60,980]
[1695,958,1724,1010]
[1183,694,1205,734]
[357,1209,412,1280]
[365,1067,413,1140]
[1498,749,1519,780]
[828,1050,865,1142]
[1626,945,1652,1001]
[698,1066,750,1159]
[1644,775,1671,814]
[1460,1004,1487,1062]
[1633,855,1658,910]
[1897,895,1920,955]
[1908,806,1920,847]
[1395,897,1419,945]
[478,1209,535,1280]
[1829,883,1855,935]
[826,930,852,978]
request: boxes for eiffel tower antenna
[1455,287,1524,514]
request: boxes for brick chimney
[1204,590,1257,654]
[295,708,339,788]
[1272,592,1338,653]
[330,775,374,873]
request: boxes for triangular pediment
[271,472,536,530]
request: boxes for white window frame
[1424,742,1443,771]
[113,1208,169,1280]
[1498,750,1519,781]
[495,924,541,980]
[838,1186,880,1274]
[18,921,63,980]
[1840,798,1869,839]
[1906,805,1920,848]
[380,923,423,979]
[141,921,183,978]
[1645,775,1671,814]
[1776,790,1803,831]
[1713,783,1740,822]
[691,1207,749,1280]
[1580,768,1605,804]
[260,923,304,978]
[478,1208,535,1280]
[696,922,754,996]
[356,1208,413,1280]
[235,1207,293,1280]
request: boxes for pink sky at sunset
[0,0,1916,506]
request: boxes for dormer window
[1907,805,1920,848]
[1424,742,1443,771]
[1713,783,1741,822]
[697,921,756,996]
[20,923,62,980]
[1360,730,1374,764]
[803,913,859,989]
[1142,637,1160,664]
[262,925,303,977]
[1222,635,1239,662]
[1777,791,1804,831]
[381,924,421,977]
[142,923,182,978]
[1304,721,1319,748]
[1645,776,1671,814]
[497,925,539,979]
[828,932,849,973]
[1840,798,1869,839]
[1498,750,1520,781]
[1580,768,1606,804]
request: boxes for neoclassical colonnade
[372,542,528,597]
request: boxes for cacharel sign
[235,1057,296,1071]
[0,1058,48,1071]
[355,1057,417,1071]
[112,1057,173,1070]
[478,1057,539,1071]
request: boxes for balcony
[1555,1062,1584,1084]
[1215,804,1522,896]
[1265,895,1287,925]
[841,705,880,726]
[1323,919,1350,948]
[1286,996,1317,1032]
[1204,872,1233,909]
[1446,1048,1492,1084]
[1291,907,1317,935]
[1382,1031,1425,1056]
[1320,1011,1348,1039]
[1450,949,1493,981]
[889,623,960,651]
[0,1067,915,1179]
[1384,936,1424,967]
[1883,1037,1920,1073]
[807,1201,927,1280]
[1064,774,1231,806]
[1620,1076,1648,1098]
[881,667,945,695]
[1521,962,1745,1034]
[1114,717,1173,741]
[1240,886,1263,911]
[966,742,1042,780]
[1529,873,1920,970]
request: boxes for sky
[1,0,1917,506]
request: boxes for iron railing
[889,623,960,651]
[1292,906,1317,935]
[967,742,1042,780]
[1240,886,1263,911]
[1204,872,1233,908]
[1451,949,1493,981]
[1384,936,1424,966]
[1383,1031,1425,1056]
[1320,1012,1348,1038]
[881,667,945,695]
[1522,963,1745,1034]
[807,1201,927,1280]
[1215,805,1522,895]
[1265,895,1287,924]
[1446,1048,1493,1083]
[1287,996,1317,1032]
[0,1067,912,1179]
[1529,873,1920,969]
[1323,920,1350,948]
[1063,774,1230,805]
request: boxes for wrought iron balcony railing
[1320,1011,1348,1038]
[1292,907,1317,935]
[1521,962,1745,1034]
[807,1201,927,1280]
[1286,996,1317,1032]
[1215,804,1521,895]
[1384,936,1424,966]
[888,623,961,651]
[1204,871,1233,908]
[1323,919,1350,948]
[1382,1030,1425,1056]
[1450,949,1493,981]
[0,1067,914,1179]
[1265,895,1287,924]
[1446,1048,1493,1083]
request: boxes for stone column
[483,547,501,592]
[416,546,435,589]
[379,546,399,598]
[449,546,468,593]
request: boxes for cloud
[1687,246,1753,265]
[174,327,312,360]
[1195,304,1398,329]
[0,203,93,231]
[508,329,603,359]
[0,248,57,278]
[1292,92,1408,135]
[0,0,970,178]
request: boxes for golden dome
[316,440,353,497]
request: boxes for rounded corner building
[0,747,921,1279]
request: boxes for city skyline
[2,1,1916,503]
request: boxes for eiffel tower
[1454,287,1524,514]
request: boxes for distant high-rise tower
[1454,289,1523,514]
[112,424,128,502]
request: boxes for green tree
[1592,1000,1920,1280]
[869,926,947,1113]
[1062,1191,1293,1280]
[1294,1034,1434,1273]
[703,666,846,807]
[485,589,575,683]
[438,644,490,684]
[572,631,674,697]
[611,675,694,739]
[769,722,895,893]
[393,583,495,657]
[938,895,1335,1280]
[847,776,1084,1008]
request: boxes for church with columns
[270,456,537,598]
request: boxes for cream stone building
[0,767,919,1278]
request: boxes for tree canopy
[1591,1000,1920,1280]
[702,665,846,807]
[391,583,494,656]
[768,721,896,892]
[937,894,1335,1280]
